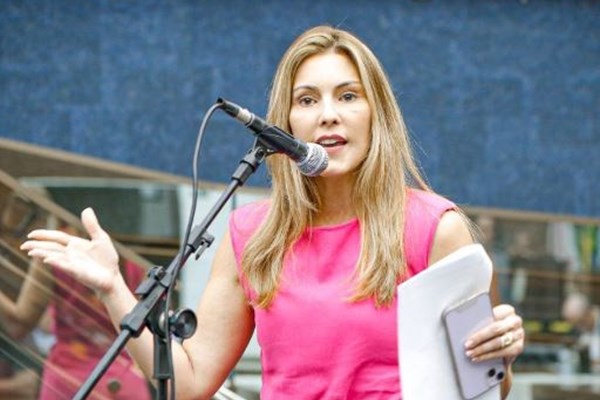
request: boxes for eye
[297,96,316,107]
[340,92,357,102]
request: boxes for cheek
[359,120,372,150]
[350,106,372,143]
[288,111,312,139]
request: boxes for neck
[312,176,357,226]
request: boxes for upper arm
[180,229,255,398]
[428,210,475,266]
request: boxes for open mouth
[316,136,347,148]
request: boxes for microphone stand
[75,142,270,399]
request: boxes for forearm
[100,276,206,399]
[0,260,52,335]
[501,363,513,399]
[0,292,37,336]
[0,296,25,339]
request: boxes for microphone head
[296,143,329,177]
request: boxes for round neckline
[308,217,359,231]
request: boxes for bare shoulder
[428,210,475,266]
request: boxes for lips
[316,135,347,148]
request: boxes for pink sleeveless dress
[229,189,456,399]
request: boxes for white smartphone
[443,292,505,399]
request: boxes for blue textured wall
[1,1,599,217]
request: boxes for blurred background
[0,1,599,399]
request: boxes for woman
[21,25,524,399]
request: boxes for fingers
[21,232,76,264]
[33,251,68,269]
[21,239,68,253]
[466,306,521,348]
[465,303,525,364]
[81,208,108,241]
[466,327,525,362]
[21,231,91,256]
[23,243,76,276]
[21,230,92,269]
[500,331,515,348]
[492,304,516,320]
[21,235,76,267]
[18,211,121,297]
[22,229,73,246]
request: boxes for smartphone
[443,292,505,399]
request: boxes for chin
[313,167,353,180]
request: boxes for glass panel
[0,175,264,399]
[0,175,158,399]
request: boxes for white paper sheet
[398,243,501,400]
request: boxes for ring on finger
[500,331,514,349]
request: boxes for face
[289,51,371,179]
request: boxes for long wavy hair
[241,25,430,308]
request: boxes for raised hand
[20,208,122,299]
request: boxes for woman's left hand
[464,304,525,365]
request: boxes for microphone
[217,98,328,177]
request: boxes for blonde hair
[241,25,430,308]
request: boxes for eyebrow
[292,80,363,93]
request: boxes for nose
[318,98,340,126]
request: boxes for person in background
[21,25,524,399]
[562,292,600,373]
[0,212,151,399]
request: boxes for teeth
[319,139,339,146]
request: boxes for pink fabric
[229,189,456,399]
[39,261,151,400]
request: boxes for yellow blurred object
[549,320,573,334]
[524,320,543,333]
